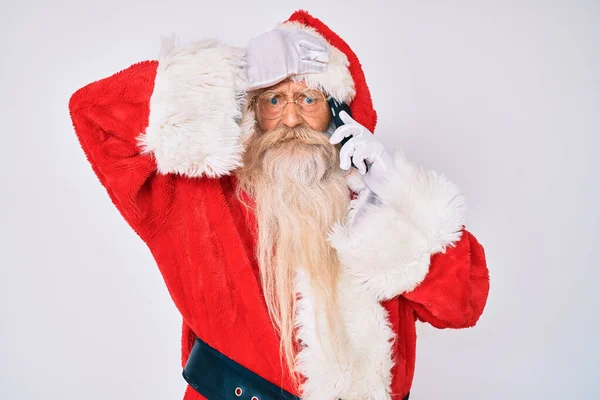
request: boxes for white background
[1,1,598,399]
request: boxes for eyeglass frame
[249,88,330,121]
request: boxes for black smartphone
[327,97,367,172]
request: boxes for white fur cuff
[329,151,467,301]
[138,38,248,178]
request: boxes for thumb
[339,110,355,125]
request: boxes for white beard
[234,122,351,385]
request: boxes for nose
[279,102,303,128]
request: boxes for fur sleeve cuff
[137,38,248,178]
[329,151,467,301]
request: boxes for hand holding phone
[327,98,368,172]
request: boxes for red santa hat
[282,10,377,134]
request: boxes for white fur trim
[138,37,248,178]
[329,151,467,301]
[278,21,356,103]
[295,269,394,400]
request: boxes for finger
[302,49,329,63]
[329,125,356,145]
[298,60,328,75]
[297,47,329,63]
[329,124,359,145]
[339,143,356,171]
[339,137,366,170]
[298,38,328,52]
[357,160,367,175]
[352,145,369,175]
[339,110,356,125]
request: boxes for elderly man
[69,10,489,400]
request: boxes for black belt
[183,337,299,400]
[183,337,409,400]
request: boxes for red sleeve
[68,61,169,240]
[403,229,490,329]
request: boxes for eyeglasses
[254,89,328,120]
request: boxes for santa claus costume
[69,9,489,400]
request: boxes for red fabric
[404,230,490,330]
[68,12,489,400]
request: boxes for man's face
[255,80,332,133]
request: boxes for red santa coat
[69,10,489,400]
